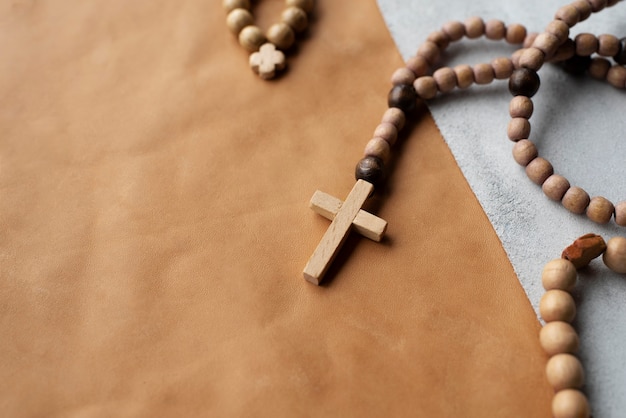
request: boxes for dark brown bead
[614,37,626,65]
[508,68,541,97]
[562,54,592,75]
[355,156,385,187]
[388,84,417,113]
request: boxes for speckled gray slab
[378,0,626,415]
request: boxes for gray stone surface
[378,0,626,415]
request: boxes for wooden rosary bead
[615,201,626,227]
[355,156,385,187]
[507,117,531,141]
[239,25,266,52]
[523,32,539,49]
[526,157,553,185]
[406,56,429,78]
[417,41,440,65]
[543,175,571,201]
[519,47,545,71]
[540,321,580,355]
[442,20,465,41]
[552,389,590,418]
[454,65,474,89]
[485,19,506,40]
[473,63,494,85]
[364,137,391,164]
[562,187,590,215]
[512,139,538,166]
[562,54,592,75]
[575,33,599,56]
[607,65,626,89]
[511,48,524,68]
[545,19,570,44]
[223,0,250,13]
[540,289,577,323]
[546,354,585,390]
[286,0,314,13]
[588,0,608,12]
[227,8,254,35]
[614,37,626,65]
[267,22,295,50]
[586,196,615,224]
[533,33,561,58]
[597,34,620,57]
[603,236,626,273]
[281,7,308,33]
[373,122,399,146]
[414,76,438,100]
[555,5,580,27]
[433,67,457,93]
[509,96,534,118]
[427,30,451,49]
[552,39,576,63]
[388,84,417,113]
[505,23,527,44]
[509,68,540,97]
[391,68,417,86]
[542,258,577,292]
[588,57,611,80]
[571,0,593,20]
[464,16,485,39]
[381,108,405,131]
[492,57,514,79]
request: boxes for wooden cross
[303,180,388,285]
[249,43,285,80]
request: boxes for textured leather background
[0,0,553,416]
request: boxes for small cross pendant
[303,180,388,285]
[249,43,285,80]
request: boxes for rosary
[224,0,625,416]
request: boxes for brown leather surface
[0,0,553,416]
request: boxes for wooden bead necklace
[223,0,314,79]
[540,233,626,418]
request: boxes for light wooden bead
[391,68,416,86]
[364,137,391,163]
[571,0,593,20]
[454,64,474,89]
[267,23,295,50]
[427,30,451,49]
[512,139,537,166]
[286,0,314,13]
[505,23,527,44]
[485,19,506,40]
[607,65,626,89]
[417,41,440,65]
[552,390,590,418]
[492,57,514,79]
[239,25,266,52]
[442,21,465,41]
[406,56,429,77]
[227,8,254,35]
[473,63,494,85]
[588,58,611,80]
[508,117,531,141]
[282,7,308,33]
[523,32,539,49]
[526,157,553,185]
[543,175,571,201]
[540,321,580,355]
[542,259,577,291]
[555,5,580,27]
[562,187,590,215]
[597,34,620,56]
[433,67,457,93]
[540,290,577,322]
[414,76,437,100]
[464,16,485,39]
[615,201,626,226]
[588,0,608,12]
[552,39,576,63]
[381,108,405,131]
[223,0,250,13]
[533,33,561,58]
[545,19,570,44]
[603,236,626,273]
[511,49,524,68]
[547,354,585,391]
[519,47,545,71]
[586,196,614,224]
[575,33,599,56]
[509,96,534,118]
[373,122,399,146]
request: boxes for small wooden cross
[303,180,388,285]
[249,43,285,80]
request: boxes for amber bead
[388,84,417,113]
[614,37,626,65]
[509,68,540,97]
[355,156,385,187]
